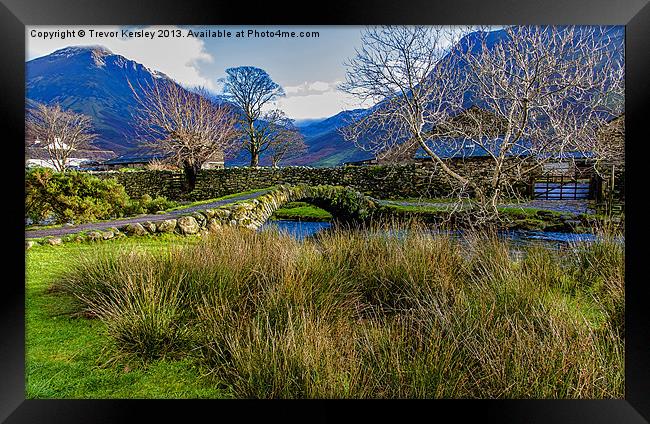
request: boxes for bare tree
[262,110,306,167]
[592,113,625,174]
[342,25,624,221]
[25,103,96,172]
[448,26,624,217]
[221,66,285,167]
[339,26,474,201]
[130,80,240,191]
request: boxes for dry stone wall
[92,160,530,201]
[93,170,185,199]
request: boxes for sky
[26,25,376,121]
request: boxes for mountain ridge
[26,46,173,154]
[26,26,624,167]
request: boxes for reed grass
[54,222,624,398]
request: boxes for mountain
[294,26,625,166]
[26,45,172,154]
[290,109,374,166]
[26,26,624,167]
[221,108,374,167]
[25,46,371,166]
[298,109,367,140]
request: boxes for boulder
[123,223,148,236]
[87,231,104,241]
[177,216,200,235]
[142,221,157,233]
[157,219,177,233]
[544,222,572,232]
[207,218,222,232]
[102,230,115,240]
[191,212,207,227]
[47,237,62,246]
[107,227,123,238]
[212,209,232,220]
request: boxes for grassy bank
[271,201,333,221]
[26,234,229,398]
[29,224,624,399]
[378,202,582,232]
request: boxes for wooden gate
[533,175,591,200]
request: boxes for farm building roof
[102,150,170,165]
[413,137,595,161]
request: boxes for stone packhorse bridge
[26,185,380,246]
[213,184,378,230]
[25,183,584,247]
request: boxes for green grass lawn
[25,222,66,231]
[381,200,566,216]
[380,202,450,214]
[268,199,564,223]
[25,235,230,399]
[271,201,333,221]
[385,197,469,204]
[263,198,571,230]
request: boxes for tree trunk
[248,120,260,167]
[182,162,200,192]
[250,150,260,167]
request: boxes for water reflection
[260,220,332,240]
[260,220,623,249]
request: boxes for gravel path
[25,190,269,239]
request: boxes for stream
[261,219,622,250]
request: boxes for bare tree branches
[130,79,240,190]
[25,103,96,172]
[265,112,307,167]
[453,26,624,213]
[342,25,624,221]
[340,25,474,191]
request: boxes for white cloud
[284,80,341,97]
[26,25,216,90]
[276,81,374,120]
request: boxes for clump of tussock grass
[53,246,195,362]
[567,229,625,338]
[54,222,625,398]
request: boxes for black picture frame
[2,0,649,422]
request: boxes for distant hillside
[227,109,373,167]
[25,45,371,166]
[25,26,623,167]
[295,109,374,166]
[26,46,174,154]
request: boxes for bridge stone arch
[210,184,378,230]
